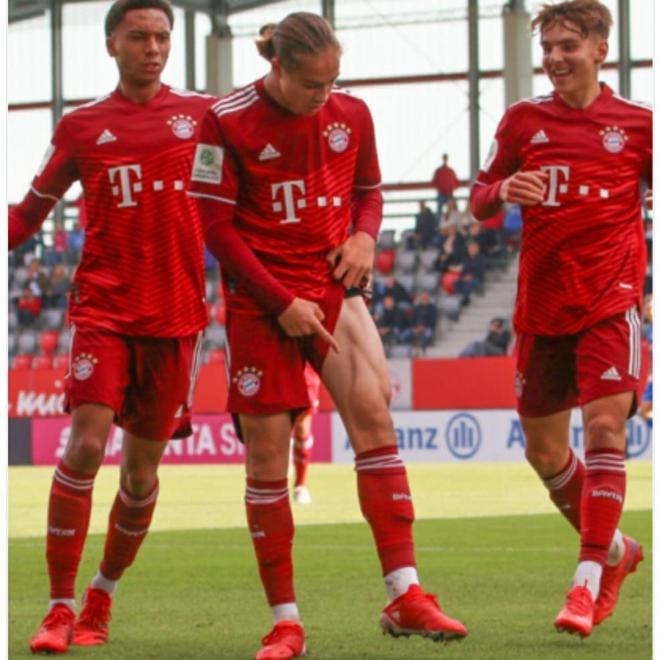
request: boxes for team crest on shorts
[72,353,98,381]
[599,126,627,153]
[234,366,263,397]
[514,371,525,398]
[167,114,197,140]
[323,122,352,153]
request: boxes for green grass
[8,463,652,659]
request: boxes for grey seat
[17,331,38,354]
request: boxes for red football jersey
[188,79,382,314]
[31,85,216,337]
[473,84,652,335]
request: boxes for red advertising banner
[31,412,333,466]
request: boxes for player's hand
[499,170,549,206]
[277,297,340,353]
[326,231,375,289]
[644,189,653,211]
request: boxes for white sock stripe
[245,486,289,496]
[586,454,626,466]
[545,451,578,491]
[245,492,289,505]
[54,468,94,490]
[118,486,159,508]
[355,454,403,468]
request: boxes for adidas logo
[600,366,622,381]
[530,129,549,144]
[258,143,280,161]
[96,129,117,145]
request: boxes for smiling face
[540,20,608,106]
[272,46,341,115]
[106,8,171,90]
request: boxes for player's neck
[263,73,291,113]
[117,79,163,104]
[557,80,602,110]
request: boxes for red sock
[245,479,295,606]
[99,480,159,580]
[293,436,312,488]
[355,446,416,575]
[580,449,626,564]
[46,461,96,599]
[543,448,584,533]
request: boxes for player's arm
[327,104,383,289]
[470,109,547,220]
[9,123,78,250]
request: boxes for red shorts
[225,282,344,415]
[64,327,203,439]
[515,307,641,418]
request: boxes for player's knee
[584,413,623,448]
[121,469,158,499]
[63,434,106,472]
[524,442,565,477]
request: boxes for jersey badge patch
[233,366,263,397]
[323,122,352,153]
[191,144,224,184]
[72,353,98,381]
[599,126,628,153]
[168,114,197,140]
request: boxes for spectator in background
[68,221,85,260]
[431,153,459,218]
[454,240,486,306]
[409,291,437,354]
[53,221,68,264]
[49,264,71,310]
[433,224,466,273]
[459,317,511,358]
[383,274,413,309]
[440,198,463,230]
[17,285,43,326]
[413,201,438,249]
[376,295,409,356]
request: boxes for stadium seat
[52,354,69,370]
[42,308,65,330]
[57,329,72,355]
[13,354,33,370]
[39,329,60,356]
[375,249,395,275]
[205,323,226,348]
[377,229,396,249]
[207,348,225,364]
[417,272,440,293]
[12,266,29,288]
[8,310,18,332]
[395,250,417,273]
[419,249,439,272]
[32,355,53,369]
[438,294,462,321]
[396,273,415,294]
[17,331,38,355]
[8,332,18,357]
[205,279,217,303]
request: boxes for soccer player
[189,13,468,659]
[291,363,320,504]
[470,0,651,639]
[9,0,215,653]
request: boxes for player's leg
[556,309,643,636]
[73,332,202,647]
[292,410,313,503]
[30,329,127,654]
[320,295,467,642]
[227,313,308,659]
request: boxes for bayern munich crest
[72,353,98,381]
[167,114,197,140]
[234,366,263,397]
[599,125,628,153]
[323,122,352,153]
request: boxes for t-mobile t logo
[271,179,306,224]
[108,164,142,208]
[540,165,570,207]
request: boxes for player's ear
[106,35,117,57]
[594,37,608,65]
[271,57,283,79]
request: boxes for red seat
[32,355,53,369]
[375,249,395,275]
[207,348,225,365]
[39,330,60,356]
[13,354,33,370]
[214,302,226,326]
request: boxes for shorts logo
[72,353,98,381]
[514,371,525,398]
[167,114,197,140]
[323,122,351,153]
[599,126,627,153]
[234,366,263,397]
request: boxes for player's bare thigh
[321,295,395,454]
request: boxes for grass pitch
[8,463,651,659]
